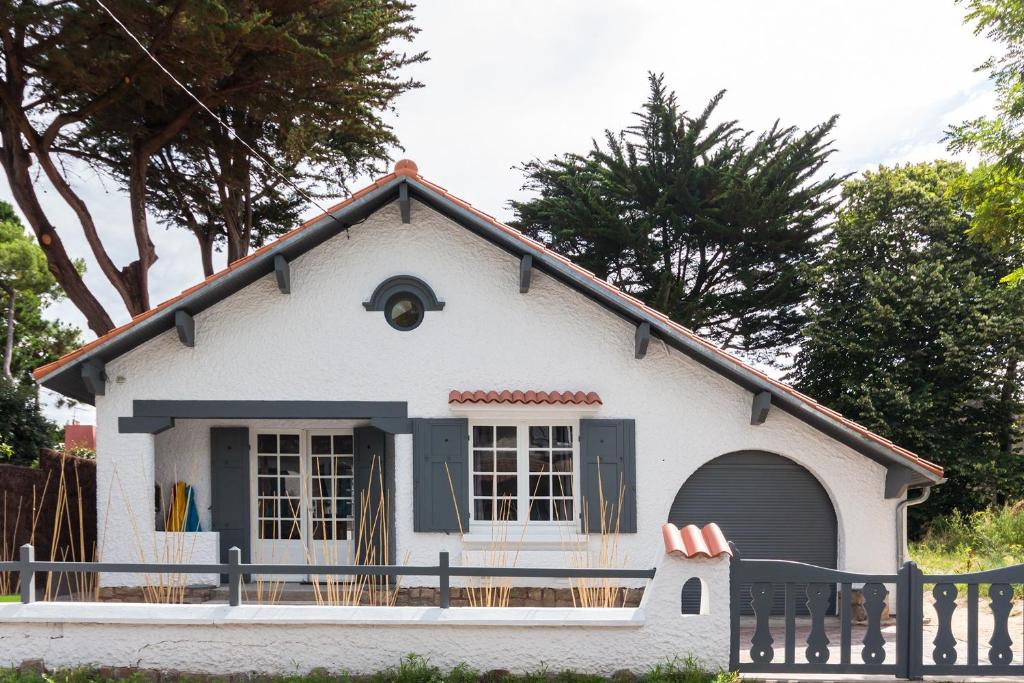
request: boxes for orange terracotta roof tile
[662,522,732,559]
[449,390,602,406]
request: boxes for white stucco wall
[93,198,901,585]
[0,553,729,675]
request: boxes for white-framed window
[469,420,577,526]
[255,432,303,540]
[308,432,355,540]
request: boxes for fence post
[895,561,910,679]
[19,544,34,604]
[439,551,450,608]
[228,546,242,607]
[907,561,923,680]
[728,542,740,672]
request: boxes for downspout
[896,486,933,567]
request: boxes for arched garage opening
[669,450,838,614]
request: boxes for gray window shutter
[354,426,387,562]
[413,418,469,532]
[579,419,637,533]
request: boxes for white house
[33,159,944,597]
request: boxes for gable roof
[34,160,943,484]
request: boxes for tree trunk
[125,146,158,314]
[194,229,215,278]
[0,114,115,335]
[2,286,15,381]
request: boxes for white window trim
[467,417,582,537]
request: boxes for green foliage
[911,504,1024,595]
[0,202,80,383]
[946,0,1024,281]
[0,655,738,682]
[510,73,843,363]
[0,378,59,463]
[789,161,1024,517]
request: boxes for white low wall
[0,555,729,676]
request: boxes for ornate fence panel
[731,553,1024,679]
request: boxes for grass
[0,655,738,683]
[910,503,1024,596]
[0,595,17,603]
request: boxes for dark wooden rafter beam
[634,322,651,359]
[885,465,921,499]
[370,417,413,434]
[398,181,411,224]
[118,416,175,434]
[274,254,290,294]
[519,254,533,293]
[750,390,772,425]
[81,359,106,396]
[175,310,195,348]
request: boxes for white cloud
[0,0,1001,423]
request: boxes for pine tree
[510,73,843,363]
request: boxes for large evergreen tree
[0,0,425,333]
[510,73,843,363]
[789,162,1024,520]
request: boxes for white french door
[251,429,355,580]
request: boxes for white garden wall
[94,198,899,586]
[0,554,729,676]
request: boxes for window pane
[553,426,573,447]
[312,478,331,498]
[529,426,549,448]
[279,456,300,476]
[258,498,277,518]
[283,519,301,540]
[334,435,354,454]
[312,520,333,540]
[281,496,302,518]
[474,475,493,496]
[257,456,278,475]
[473,426,493,448]
[497,498,517,520]
[473,451,493,472]
[337,460,353,476]
[552,451,573,472]
[553,475,572,496]
[259,519,277,539]
[280,476,302,497]
[553,499,573,521]
[530,500,551,521]
[529,452,549,472]
[257,478,278,496]
[311,435,332,455]
[529,474,550,497]
[474,499,493,521]
[311,456,332,476]
[337,520,350,539]
[337,500,352,518]
[337,478,352,498]
[496,451,517,472]
[257,434,277,454]
[496,474,517,497]
[279,434,300,454]
[496,426,517,448]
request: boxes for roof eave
[36,177,404,404]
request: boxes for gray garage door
[669,451,838,615]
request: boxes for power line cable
[94,0,356,232]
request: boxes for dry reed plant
[560,460,630,608]
[113,459,205,604]
[305,453,405,607]
[444,462,534,608]
[1,455,100,602]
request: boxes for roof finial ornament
[394,159,418,177]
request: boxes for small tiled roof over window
[662,522,732,558]
[448,390,602,406]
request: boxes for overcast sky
[3,1,999,424]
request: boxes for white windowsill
[0,602,644,627]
